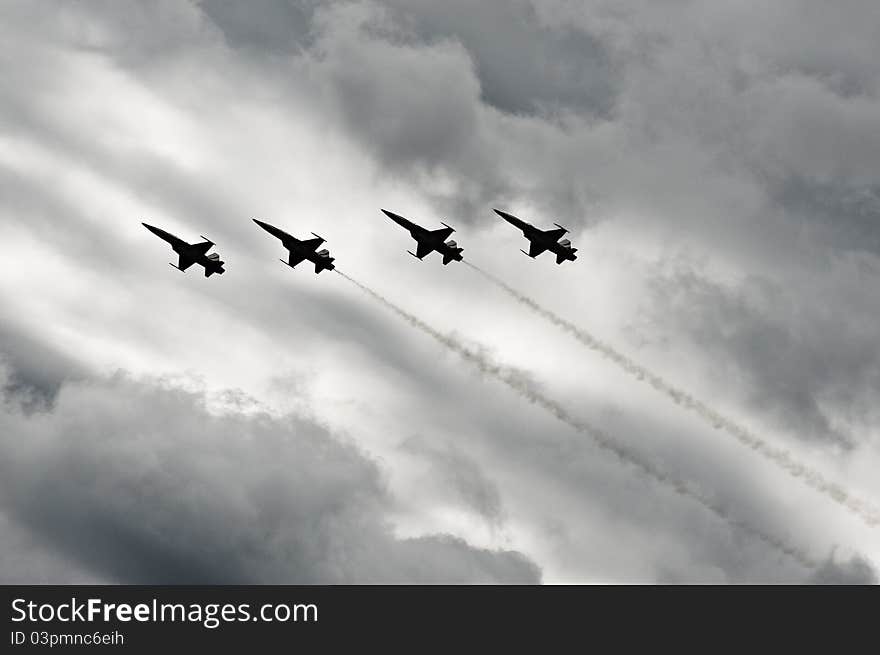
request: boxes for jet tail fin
[556,251,576,264]
[442,249,463,265]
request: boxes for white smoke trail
[464,262,880,528]
[336,269,816,568]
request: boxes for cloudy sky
[1,0,878,583]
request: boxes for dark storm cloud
[379,0,618,117]
[808,551,878,585]
[0,323,85,411]
[198,0,321,53]
[0,512,107,584]
[0,370,540,584]
[771,177,880,258]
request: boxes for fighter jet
[494,209,578,264]
[381,209,463,265]
[253,219,335,274]
[142,222,226,277]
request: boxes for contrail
[335,269,816,568]
[464,262,880,528]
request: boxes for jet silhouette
[142,222,225,277]
[253,219,335,274]
[381,209,463,265]
[494,209,577,264]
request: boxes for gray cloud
[401,435,506,528]
[0,512,107,584]
[197,0,618,117]
[198,0,321,54]
[808,551,878,585]
[771,176,880,258]
[379,0,618,118]
[0,323,85,412]
[312,4,511,221]
[0,367,540,584]
[637,265,880,451]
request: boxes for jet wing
[526,241,548,258]
[177,253,196,271]
[286,250,307,267]
[190,240,214,255]
[298,236,325,251]
[429,226,454,241]
[414,241,434,259]
[542,227,567,241]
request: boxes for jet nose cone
[381,208,408,224]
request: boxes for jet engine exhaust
[464,262,880,529]
[334,269,817,569]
